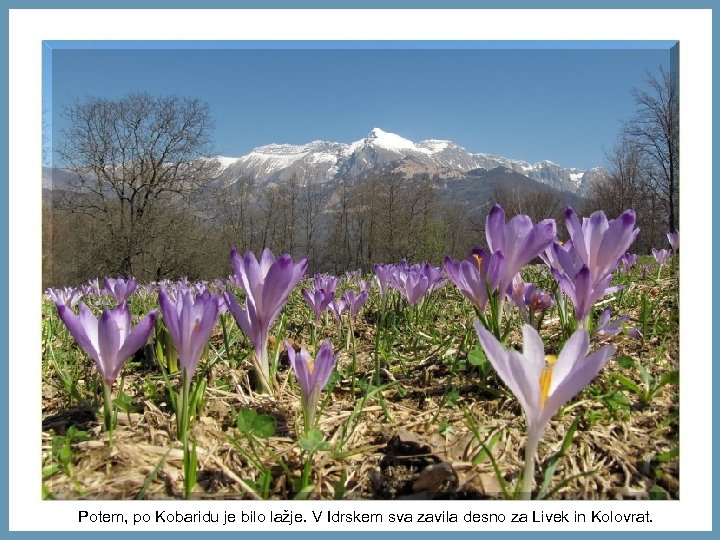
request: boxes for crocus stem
[578,315,589,331]
[497,298,505,334]
[349,318,357,395]
[301,454,313,489]
[254,345,272,394]
[220,314,232,365]
[102,380,114,444]
[180,370,196,499]
[521,432,540,500]
[178,369,191,440]
[374,298,386,387]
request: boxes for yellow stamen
[539,354,558,409]
[472,253,483,271]
[305,357,315,374]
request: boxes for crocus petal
[503,214,534,263]
[446,258,488,310]
[158,287,182,346]
[547,327,589,391]
[301,288,313,308]
[77,303,100,354]
[184,298,219,377]
[522,324,545,368]
[474,321,543,420]
[286,341,311,397]
[541,344,615,427]
[510,218,557,277]
[595,210,637,279]
[564,207,588,263]
[486,251,505,292]
[582,211,609,272]
[229,246,245,282]
[118,310,158,369]
[485,203,506,254]
[226,291,262,351]
[97,308,123,382]
[259,247,276,276]
[178,291,196,357]
[571,266,593,321]
[261,256,297,325]
[56,303,100,365]
[312,340,336,391]
[239,250,265,308]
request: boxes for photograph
[41,42,679,502]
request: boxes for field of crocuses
[41,205,679,500]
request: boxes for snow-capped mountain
[216,128,604,194]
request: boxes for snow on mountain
[217,128,603,194]
[364,127,415,151]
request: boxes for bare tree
[492,185,564,225]
[298,172,327,265]
[584,137,665,252]
[217,175,257,252]
[55,93,218,280]
[275,175,299,254]
[623,68,679,231]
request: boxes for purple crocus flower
[667,230,679,253]
[357,279,373,295]
[652,248,672,266]
[546,208,639,324]
[374,263,395,298]
[226,247,308,392]
[285,339,336,432]
[527,288,554,313]
[485,204,557,295]
[508,273,532,310]
[394,268,431,306]
[475,322,615,498]
[419,262,445,293]
[389,262,444,306]
[47,286,83,308]
[443,249,491,311]
[80,278,102,298]
[55,302,157,384]
[554,263,616,325]
[302,287,335,321]
[313,273,339,297]
[595,307,641,340]
[158,287,220,380]
[506,273,554,329]
[104,277,138,305]
[216,293,228,316]
[652,248,672,278]
[342,289,369,318]
[564,207,639,284]
[328,298,347,322]
[620,252,638,272]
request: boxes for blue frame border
[44,40,678,50]
[4,2,715,540]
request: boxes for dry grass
[42,268,679,501]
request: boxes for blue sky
[46,42,674,170]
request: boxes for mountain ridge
[216,128,605,194]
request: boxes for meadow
[41,206,679,500]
